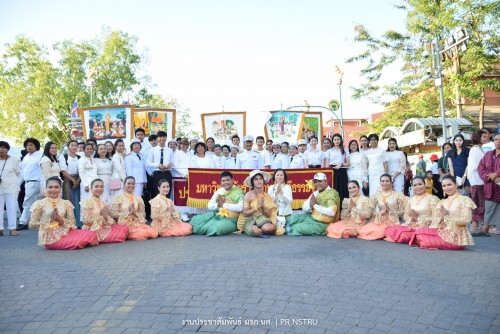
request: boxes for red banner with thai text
[174,168,333,209]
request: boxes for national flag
[71,97,79,118]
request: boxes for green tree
[347,0,500,132]
[0,36,67,145]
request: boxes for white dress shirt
[146,145,174,172]
[111,153,126,180]
[238,150,263,169]
[224,156,240,169]
[19,150,42,182]
[172,150,191,177]
[125,153,147,183]
[78,157,98,188]
[59,154,80,175]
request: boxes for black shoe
[16,224,28,231]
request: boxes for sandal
[10,230,19,236]
[489,228,500,235]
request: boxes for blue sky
[0,0,406,134]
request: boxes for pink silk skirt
[45,229,98,250]
[326,221,357,239]
[101,224,129,243]
[409,228,464,250]
[127,224,159,241]
[385,225,415,244]
[159,222,193,237]
[357,222,388,240]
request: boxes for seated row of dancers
[29,170,475,251]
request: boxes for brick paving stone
[1,231,499,333]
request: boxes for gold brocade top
[237,193,277,231]
[370,191,407,226]
[80,196,115,241]
[403,193,440,229]
[28,198,76,246]
[150,194,182,233]
[311,188,340,224]
[111,193,147,229]
[430,194,476,246]
[339,196,372,225]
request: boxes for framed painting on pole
[81,105,133,144]
[133,108,176,139]
[201,112,246,145]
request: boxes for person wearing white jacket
[78,143,98,203]
[126,140,147,197]
[110,139,126,200]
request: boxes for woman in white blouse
[78,143,98,202]
[211,144,225,169]
[325,133,349,203]
[224,145,240,169]
[190,142,214,168]
[304,136,325,168]
[39,141,61,197]
[268,169,293,234]
[0,141,20,236]
[110,139,126,200]
[346,140,368,193]
[287,143,304,169]
[60,140,81,226]
[386,138,406,193]
[94,144,113,203]
[125,141,147,197]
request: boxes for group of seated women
[30,168,476,251]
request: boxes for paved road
[0,230,499,334]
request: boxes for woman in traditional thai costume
[150,179,192,236]
[385,176,440,244]
[357,174,407,240]
[111,176,158,240]
[268,169,293,235]
[237,170,277,238]
[409,175,476,250]
[29,177,98,250]
[39,142,62,197]
[326,180,372,238]
[80,179,128,243]
[190,171,244,236]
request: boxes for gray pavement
[0,230,499,334]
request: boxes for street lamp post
[433,36,449,145]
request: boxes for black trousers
[151,170,173,199]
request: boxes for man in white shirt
[146,131,174,198]
[135,128,151,156]
[238,135,264,169]
[172,137,191,178]
[255,136,271,169]
[17,138,43,230]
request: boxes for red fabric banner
[176,168,334,209]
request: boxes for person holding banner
[304,136,324,168]
[190,142,214,168]
[287,143,304,169]
[238,170,277,238]
[239,135,264,169]
[190,171,244,236]
[224,145,240,169]
[172,138,191,178]
[150,179,192,237]
[288,173,340,236]
[326,180,372,239]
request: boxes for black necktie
[137,153,141,161]
[160,148,164,164]
[290,156,294,162]
[234,158,236,164]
